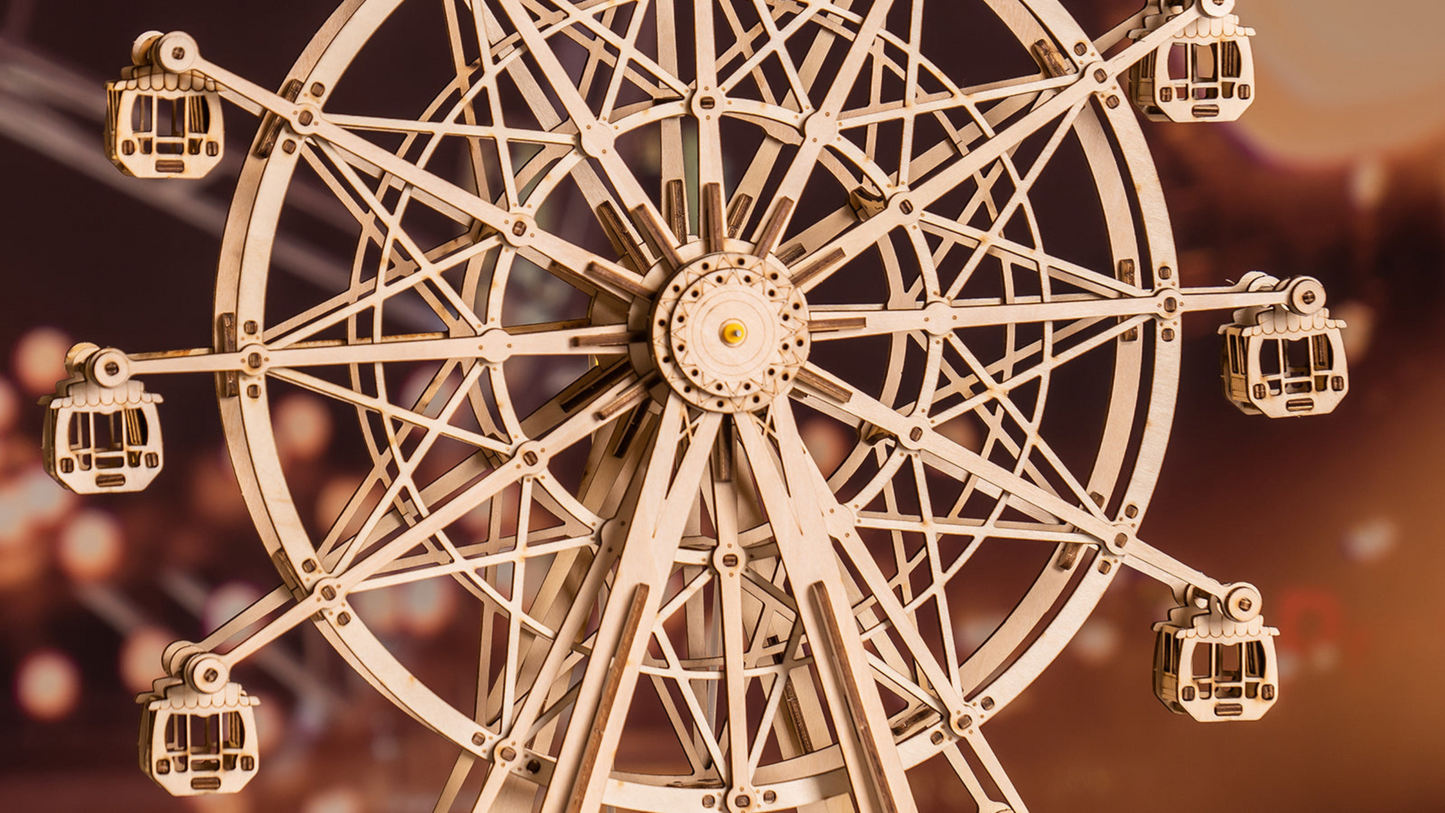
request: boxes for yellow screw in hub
[720,320,748,346]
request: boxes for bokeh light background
[1,0,1443,810]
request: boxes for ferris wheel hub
[648,251,809,413]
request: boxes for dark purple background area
[1,1,1442,811]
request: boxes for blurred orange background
[1,1,1443,811]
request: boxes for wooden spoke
[807,291,1168,340]
[754,0,899,242]
[322,368,639,580]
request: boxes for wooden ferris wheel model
[43,0,1347,809]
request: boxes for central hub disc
[650,252,809,412]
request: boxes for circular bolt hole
[703,796,716,809]
[1238,598,1253,612]
[526,759,541,774]
[473,733,487,746]
[171,46,186,60]
[104,361,121,376]
[321,585,337,601]
[337,611,351,626]
[203,668,219,683]
[931,731,945,744]
[1302,290,1317,305]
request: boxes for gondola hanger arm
[792,361,1248,605]
[806,275,1325,342]
[139,32,653,304]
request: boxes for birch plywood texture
[40,1,1349,811]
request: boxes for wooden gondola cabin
[43,380,163,494]
[1129,7,1256,122]
[1154,609,1279,722]
[105,66,224,179]
[1220,306,1348,418]
[139,681,260,796]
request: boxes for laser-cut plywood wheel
[58,1,1342,810]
